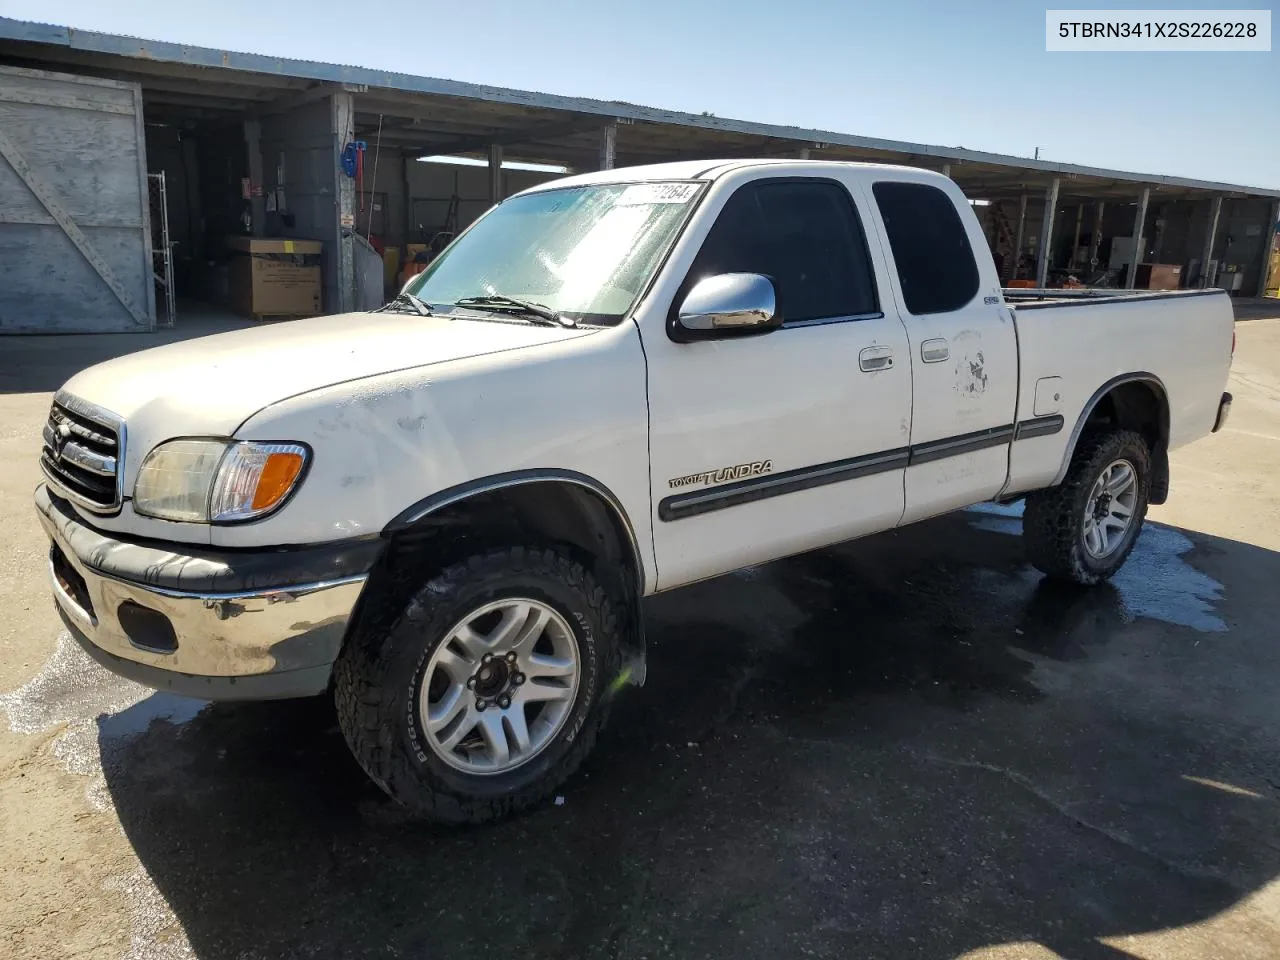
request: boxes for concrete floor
[2,303,1280,959]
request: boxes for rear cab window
[683,178,880,325]
[872,181,980,315]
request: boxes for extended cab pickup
[36,160,1235,822]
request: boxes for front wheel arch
[343,473,648,691]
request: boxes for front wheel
[1023,429,1151,585]
[333,546,619,823]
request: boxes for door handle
[858,345,894,372]
[921,338,950,363]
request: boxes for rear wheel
[333,545,618,823]
[1023,429,1151,585]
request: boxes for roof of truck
[520,159,953,194]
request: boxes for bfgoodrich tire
[333,546,619,823]
[1023,429,1151,586]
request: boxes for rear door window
[872,181,980,315]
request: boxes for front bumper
[35,484,380,700]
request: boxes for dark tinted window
[872,181,980,315]
[686,180,878,323]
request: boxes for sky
[2,0,1277,189]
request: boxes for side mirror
[676,273,778,336]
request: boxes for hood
[61,311,593,438]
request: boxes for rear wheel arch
[1055,374,1171,503]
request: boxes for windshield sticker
[616,183,700,205]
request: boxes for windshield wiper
[454,295,577,328]
[376,291,432,317]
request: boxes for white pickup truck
[36,159,1234,822]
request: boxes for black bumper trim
[37,484,382,595]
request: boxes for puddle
[0,633,206,957]
[0,631,151,736]
[0,633,211,797]
[966,503,1226,633]
[1111,525,1226,632]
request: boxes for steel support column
[1036,178,1059,288]
[488,143,504,205]
[402,151,413,248]
[1070,204,1084,269]
[1088,201,1105,269]
[597,122,617,170]
[333,92,356,314]
[1254,200,1278,296]
[941,163,951,178]
[1200,195,1223,287]
[1126,187,1150,289]
[1013,193,1027,280]
[243,119,265,238]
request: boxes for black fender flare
[384,468,649,685]
[1051,372,1170,494]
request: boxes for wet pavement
[4,309,1280,959]
[6,504,1280,959]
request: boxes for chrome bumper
[35,484,377,700]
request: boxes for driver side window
[685,179,879,324]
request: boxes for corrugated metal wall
[0,65,155,333]
[260,98,342,312]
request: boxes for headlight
[133,440,309,523]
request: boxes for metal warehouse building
[1,16,1278,334]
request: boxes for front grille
[40,394,123,512]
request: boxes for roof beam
[252,82,338,116]
[419,116,619,157]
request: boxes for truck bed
[1000,285,1234,500]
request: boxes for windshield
[404,181,703,324]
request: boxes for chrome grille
[40,393,123,513]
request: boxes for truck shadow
[97,511,1280,959]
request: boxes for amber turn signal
[252,452,306,510]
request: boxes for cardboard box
[1134,263,1182,291]
[226,236,323,318]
